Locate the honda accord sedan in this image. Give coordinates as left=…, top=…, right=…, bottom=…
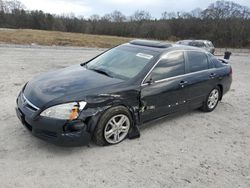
left=16, top=40, right=232, bottom=146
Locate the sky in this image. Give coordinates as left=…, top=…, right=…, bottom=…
left=20, top=0, right=250, bottom=18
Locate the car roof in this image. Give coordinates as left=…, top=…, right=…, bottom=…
left=177, top=39, right=212, bottom=43
left=169, top=44, right=208, bottom=53
left=125, top=39, right=207, bottom=54
left=177, top=40, right=193, bottom=43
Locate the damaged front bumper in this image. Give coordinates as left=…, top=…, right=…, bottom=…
left=16, top=93, right=91, bottom=147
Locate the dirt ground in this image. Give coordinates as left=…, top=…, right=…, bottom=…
left=0, top=44, right=249, bottom=188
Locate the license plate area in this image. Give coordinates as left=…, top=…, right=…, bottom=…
left=16, top=108, right=32, bottom=131
left=16, top=108, right=24, bottom=123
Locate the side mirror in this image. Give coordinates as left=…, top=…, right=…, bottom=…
left=145, top=77, right=153, bottom=85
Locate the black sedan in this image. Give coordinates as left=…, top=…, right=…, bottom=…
left=16, top=40, right=232, bottom=146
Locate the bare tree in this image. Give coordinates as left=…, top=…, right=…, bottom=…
left=101, top=13, right=112, bottom=22
left=202, top=0, right=250, bottom=19
left=89, top=14, right=100, bottom=21
left=0, top=0, right=249, bottom=47
left=110, top=10, right=126, bottom=22
left=1, top=0, right=25, bottom=13
left=190, top=8, right=202, bottom=18
left=0, top=0, right=4, bottom=11
left=161, top=11, right=177, bottom=19
left=130, top=10, right=152, bottom=21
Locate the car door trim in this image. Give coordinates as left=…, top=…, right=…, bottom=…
left=142, top=69, right=214, bottom=86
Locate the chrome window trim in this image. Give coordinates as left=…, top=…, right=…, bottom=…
left=141, top=49, right=210, bottom=86
left=141, top=68, right=216, bottom=86
left=23, top=94, right=40, bottom=110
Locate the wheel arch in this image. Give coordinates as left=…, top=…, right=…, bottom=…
left=86, top=103, right=139, bottom=135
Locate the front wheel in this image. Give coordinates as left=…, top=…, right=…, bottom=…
left=201, top=87, right=221, bottom=112
left=93, top=106, right=132, bottom=146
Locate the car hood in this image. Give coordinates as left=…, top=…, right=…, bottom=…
left=23, top=65, right=123, bottom=108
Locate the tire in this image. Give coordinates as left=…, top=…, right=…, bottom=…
left=93, top=106, right=132, bottom=146
left=201, top=86, right=221, bottom=112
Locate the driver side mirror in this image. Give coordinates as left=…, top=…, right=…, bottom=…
left=145, top=77, right=153, bottom=85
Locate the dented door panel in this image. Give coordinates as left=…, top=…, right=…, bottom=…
left=140, top=76, right=189, bottom=123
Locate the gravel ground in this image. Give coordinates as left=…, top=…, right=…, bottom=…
left=0, top=44, right=249, bottom=188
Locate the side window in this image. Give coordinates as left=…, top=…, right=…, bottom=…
left=151, top=51, right=185, bottom=81
left=187, top=51, right=209, bottom=72
left=207, top=53, right=216, bottom=68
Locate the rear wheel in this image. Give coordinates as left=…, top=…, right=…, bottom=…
left=201, top=87, right=220, bottom=112
left=93, top=106, right=132, bottom=146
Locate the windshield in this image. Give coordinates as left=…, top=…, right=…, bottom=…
left=86, top=45, right=158, bottom=80
left=207, top=41, right=214, bottom=47
left=178, top=40, right=191, bottom=45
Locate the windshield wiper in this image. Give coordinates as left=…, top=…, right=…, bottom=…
left=89, top=68, right=113, bottom=78
left=80, top=61, right=88, bottom=67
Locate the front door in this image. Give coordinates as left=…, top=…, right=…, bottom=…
left=140, top=51, right=189, bottom=123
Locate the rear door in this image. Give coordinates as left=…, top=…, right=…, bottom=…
left=140, top=51, right=189, bottom=123
left=184, top=51, right=217, bottom=108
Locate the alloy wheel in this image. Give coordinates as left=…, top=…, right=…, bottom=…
left=207, top=89, right=219, bottom=109
left=104, top=114, right=130, bottom=144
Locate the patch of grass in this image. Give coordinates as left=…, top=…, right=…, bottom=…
left=0, top=29, right=133, bottom=48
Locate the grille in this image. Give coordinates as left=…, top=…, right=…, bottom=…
left=21, top=94, right=40, bottom=111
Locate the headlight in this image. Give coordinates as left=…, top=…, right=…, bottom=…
left=40, top=101, right=87, bottom=120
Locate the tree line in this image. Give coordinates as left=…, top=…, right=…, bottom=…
left=0, top=0, right=250, bottom=47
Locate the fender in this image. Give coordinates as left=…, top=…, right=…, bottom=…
left=78, top=95, right=141, bottom=138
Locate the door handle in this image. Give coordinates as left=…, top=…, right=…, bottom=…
left=210, top=73, right=216, bottom=78
left=179, top=80, right=188, bottom=88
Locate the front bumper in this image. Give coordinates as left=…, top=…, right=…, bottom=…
left=16, top=93, right=91, bottom=146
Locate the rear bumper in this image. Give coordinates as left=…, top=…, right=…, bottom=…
left=223, top=74, right=232, bottom=95
left=16, top=94, right=91, bottom=147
